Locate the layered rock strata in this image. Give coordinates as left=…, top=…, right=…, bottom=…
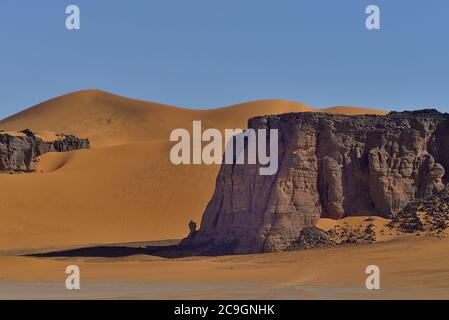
left=183, top=110, right=449, bottom=253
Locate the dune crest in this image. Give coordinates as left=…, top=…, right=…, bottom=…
left=0, top=90, right=387, bottom=148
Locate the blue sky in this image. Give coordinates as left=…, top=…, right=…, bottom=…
left=0, top=0, right=448, bottom=118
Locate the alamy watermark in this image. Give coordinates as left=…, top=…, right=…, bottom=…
left=64, top=4, right=380, bottom=31
left=365, top=265, right=381, bottom=290
left=65, top=265, right=81, bottom=290
left=170, top=121, right=279, bottom=175
left=66, top=5, right=80, bottom=30
left=366, top=5, right=381, bottom=30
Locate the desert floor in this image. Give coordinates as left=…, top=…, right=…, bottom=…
left=1, top=235, right=449, bottom=299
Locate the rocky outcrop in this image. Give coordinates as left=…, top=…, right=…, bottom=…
left=0, top=129, right=89, bottom=173
left=287, top=227, right=335, bottom=250
left=183, top=109, right=449, bottom=253
left=390, top=186, right=449, bottom=234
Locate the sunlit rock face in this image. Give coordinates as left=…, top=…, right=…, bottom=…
left=183, top=109, right=448, bottom=253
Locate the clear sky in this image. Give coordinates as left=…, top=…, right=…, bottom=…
left=1, top=0, right=448, bottom=119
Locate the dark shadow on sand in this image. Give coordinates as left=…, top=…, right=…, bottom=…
left=28, top=238, right=240, bottom=259
left=29, top=244, right=198, bottom=259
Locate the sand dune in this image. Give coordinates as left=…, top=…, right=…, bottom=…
left=0, top=90, right=387, bottom=148
left=0, top=90, right=387, bottom=252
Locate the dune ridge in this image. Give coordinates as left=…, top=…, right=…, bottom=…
left=0, top=90, right=387, bottom=148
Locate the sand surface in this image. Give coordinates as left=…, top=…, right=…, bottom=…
left=1, top=236, right=449, bottom=299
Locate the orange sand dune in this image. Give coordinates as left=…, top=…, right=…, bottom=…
left=0, top=90, right=387, bottom=252
left=0, top=90, right=387, bottom=148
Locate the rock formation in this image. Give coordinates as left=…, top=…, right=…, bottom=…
left=182, top=109, right=449, bottom=253
left=287, top=227, right=335, bottom=250
left=390, top=185, right=449, bottom=234
left=0, top=129, right=90, bottom=173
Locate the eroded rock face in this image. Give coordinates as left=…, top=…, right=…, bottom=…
left=183, top=110, right=449, bottom=253
left=0, top=129, right=90, bottom=173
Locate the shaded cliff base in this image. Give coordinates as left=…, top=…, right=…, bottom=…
left=30, top=210, right=449, bottom=259
left=171, top=186, right=446, bottom=255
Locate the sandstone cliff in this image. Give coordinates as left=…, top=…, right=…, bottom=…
left=0, top=129, right=90, bottom=173
left=183, top=110, right=449, bottom=253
